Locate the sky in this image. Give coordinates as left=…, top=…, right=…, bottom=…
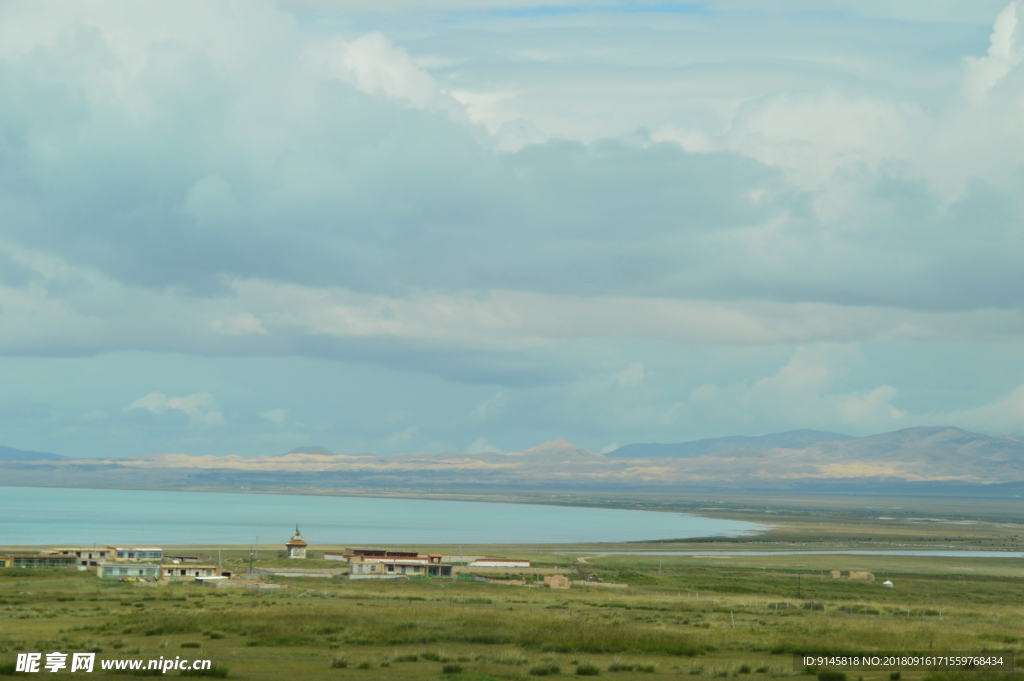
left=2, top=0, right=1024, bottom=458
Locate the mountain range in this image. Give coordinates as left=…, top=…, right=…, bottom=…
left=606, top=429, right=853, bottom=458
left=0, top=445, right=64, bottom=461
left=2, top=427, right=1022, bottom=495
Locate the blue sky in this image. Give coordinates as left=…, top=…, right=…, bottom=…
left=2, top=0, right=1024, bottom=457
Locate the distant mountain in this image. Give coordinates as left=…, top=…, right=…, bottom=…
left=1, top=427, right=1022, bottom=495
left=506, top=439, right=602, bottom=461
left=282, top=446, right=336, bottom=456
left=607, top=429, right=852, bottom=458
left=0, top=445, right=64, bottom=461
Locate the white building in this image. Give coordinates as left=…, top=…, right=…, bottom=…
left=110, top=547, right=163, bottom=561
left=52, top=547, right=114, bottom=567
left=348, top=557, right=453, bottom=579
left=97, top=563, right=160, bottom=580
left=161, top=565, right=220, bottom=580
left=468, top=557, right=532, bottom=568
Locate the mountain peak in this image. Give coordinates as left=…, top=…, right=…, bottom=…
left=0, top=445, right=64, bottom=461
left=282, top=445, right=336, bottom=456
left=513, top=439, right=597, bottom=458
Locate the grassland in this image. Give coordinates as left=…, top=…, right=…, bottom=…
left=1, top=548, right=1022, bottom=681
left=2, top=498, right=1022, bottom=680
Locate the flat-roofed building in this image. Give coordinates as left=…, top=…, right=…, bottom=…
left=97, top=563, right=160, bottom=580
left=348, top=556, right=453, bottom=579
left=52, top=547, right=114, bottom=567
left=110, top=546, right=163, bottom=561
left=468, top=557, right=532, bottom=568
left=0, top=553, right=78, bottom=569
left=160, top=565, right=220, bottom=580
left=325, top=548, right=429, bottom=563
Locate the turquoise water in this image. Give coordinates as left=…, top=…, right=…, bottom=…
left=575, top=550, right=1024, bottom=557
left=0, top=486, right=765, bottom=545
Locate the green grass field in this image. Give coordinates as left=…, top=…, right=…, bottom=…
left=1, top=548, right=1021, bottom=681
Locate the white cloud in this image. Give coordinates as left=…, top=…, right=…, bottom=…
left=209, top=313, right=267, bottom=336
left=383, top=426, right=419, bottom=447
left=964, top=1, right=1024, bottom=102
left=465, top=438, right=502, bottom=454
left=939, top=383, right=1024, bottom=433
left=126, top=392, right=225, bottom=428
left=305, top=32, right=461, bottom=114
left=260, top=408, right=288, bottom=425
left=679, top=345, right=910, bottom=433
left=475, top=392, right=506, bottom=420
left=614, top=362, right=645, bottom=387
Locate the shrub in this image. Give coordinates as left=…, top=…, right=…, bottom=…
left=181, top=667, right=229, bottom=678
left=394, top=655, right=419, bottom=662
left=817, top=673, right=846, bottom=681
left=443, top=664, right=464, bottom=674
left=577, top=664, right=601, bottom=676
left=530, top=664, right=562, bottom=676
left=330, top=658, right=348, bottom=669
left=181, top=642, right=201, bottom=648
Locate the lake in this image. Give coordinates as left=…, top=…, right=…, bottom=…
left=0, top=486, right=765, bottom=545
left=574, top=550, right=1024, bottom=557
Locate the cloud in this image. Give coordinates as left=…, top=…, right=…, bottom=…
left=126, top=392, right=224, bottom=428
left=677, top=346, right=910, bottom=433
left=209, top=312, right=267, bottom=336
left=3, top=0, right=1024, bottom=455
left=614, top=363, right=645, bottom=387
left=383, top=426, right=419, bottom=447
left=260, top=408, right=288, bottom=425
left=939, top=383, right=1024, bottom=433
left=964, top=1, right=1024, bottom=102
left=475, top=392, right=507, bottom=420
left=465, top=438, right=502, bottom=454
left=305, top=32, right=462, bottom=114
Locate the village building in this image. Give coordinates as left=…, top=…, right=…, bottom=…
left=97, top=563, right=160, bottom=580
left=160, top=565, right=220, bottom=580
left=285, top=525, right=308, bottom=559
left=0, top=553, right=77, bottom=569
left=544, top=574, right=572, bottom=590
left=348, top=555, right=453, bottom=579
left=324, top=548, right=422, bottom=563
left=52, top=547, right=114, bottom=567
left=468, top=557, right=532, bottom=568
left=109, top=546, right=163, bottom=561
